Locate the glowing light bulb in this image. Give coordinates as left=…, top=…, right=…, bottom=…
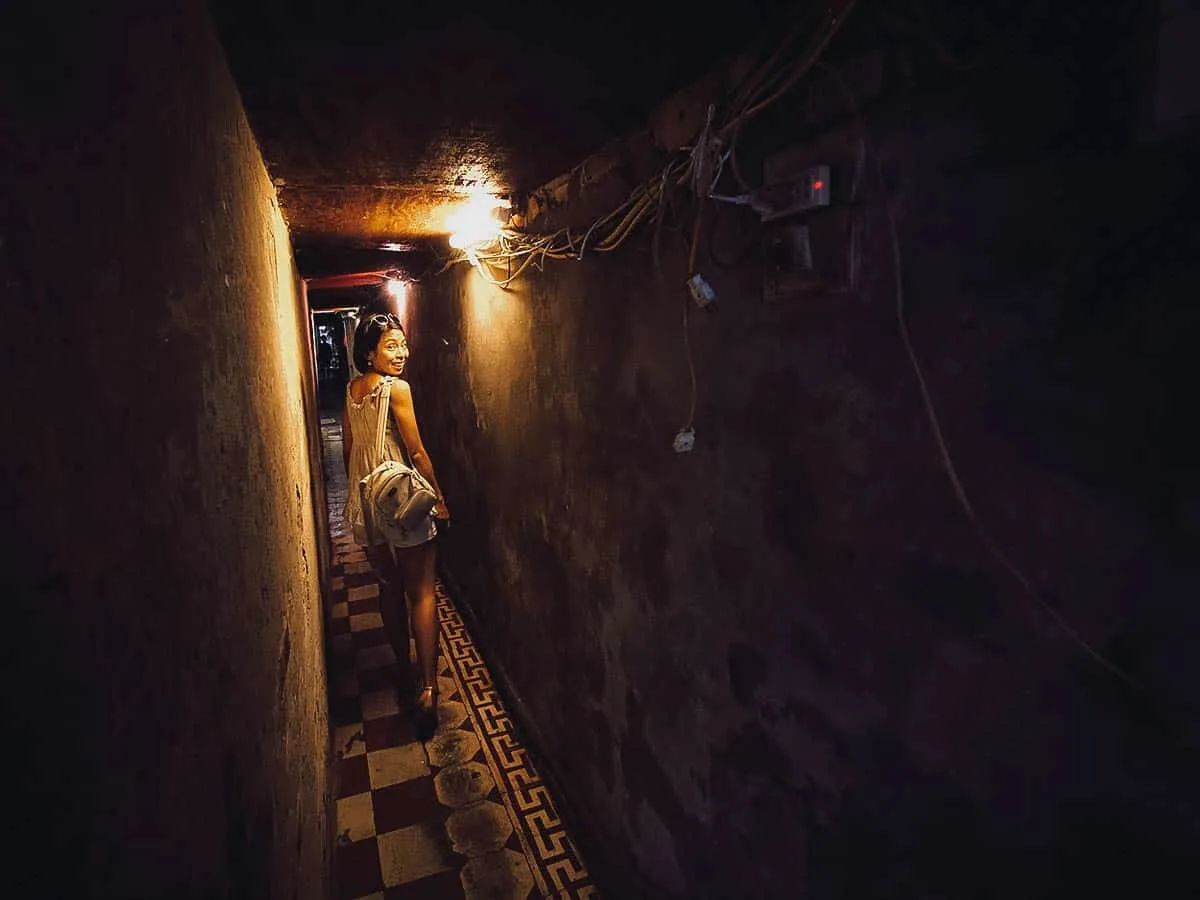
left=447, top=193, right=508, bottom=251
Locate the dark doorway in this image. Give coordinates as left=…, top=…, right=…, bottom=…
left=313, top=311, right=350, bottom=414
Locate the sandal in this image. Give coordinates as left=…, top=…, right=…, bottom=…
left=414, top=684, right=439, bottom=740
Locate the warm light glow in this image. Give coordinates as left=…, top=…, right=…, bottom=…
left=385, top=278, right=407, bottom=318
left=266, top=194, right=305, bottom=461
left=460, top=271, right=533, bottom=471
left=446, top=192, right=508, bottom=251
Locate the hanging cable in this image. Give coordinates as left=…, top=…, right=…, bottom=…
left=681, top=199, right=706, bottom=432
left=444, top=0, right=858, bottom=280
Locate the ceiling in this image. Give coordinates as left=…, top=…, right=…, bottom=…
left=209, top=0, right=796, bottom=274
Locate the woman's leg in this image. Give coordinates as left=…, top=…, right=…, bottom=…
left=394, top=540, right=438, bottom=690
left=368, top=543, right=413, bottom=688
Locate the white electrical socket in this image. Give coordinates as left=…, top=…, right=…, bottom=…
left=686, top=274, right=716, bottom=308
left=672, top=428, right=695, bottom=454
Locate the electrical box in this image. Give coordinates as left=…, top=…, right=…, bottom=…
left=757, top=164, right=831, bottom=222
left=762, top=209, right=857, bottom=302
left=763, top=223, right=815, bottom=302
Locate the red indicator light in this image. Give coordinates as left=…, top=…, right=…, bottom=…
left=813, top=179, right=825, bottom=191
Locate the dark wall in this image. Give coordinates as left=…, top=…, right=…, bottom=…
left=408, top=3, right=1200, bottom=899
left=0, top=3, right=331, bottom=897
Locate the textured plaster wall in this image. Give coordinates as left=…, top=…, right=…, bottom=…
left=406, top=6, right=1200, bottom=898
left=0, top=3, right=331, bottom=897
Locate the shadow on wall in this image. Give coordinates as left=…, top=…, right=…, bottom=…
left=406, top=2, right=1200, bottom=898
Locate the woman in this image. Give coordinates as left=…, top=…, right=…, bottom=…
left=342, top=310, right=450, bottom=737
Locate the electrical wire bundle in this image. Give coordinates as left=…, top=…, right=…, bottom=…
left=445, top=0, right=860, bottom=287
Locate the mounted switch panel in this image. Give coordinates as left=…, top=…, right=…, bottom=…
left=758, top=164, right=831, bottom=222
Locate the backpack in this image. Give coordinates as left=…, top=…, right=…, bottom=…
left=358, top=378, right=437, bottom=545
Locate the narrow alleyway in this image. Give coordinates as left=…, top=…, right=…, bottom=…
left=319, top=415, right=599, bottom=899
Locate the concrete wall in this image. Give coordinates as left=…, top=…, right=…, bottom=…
left=406, top=4, right=1200, bottom=897
left=0, top=3, right=331, bottom=897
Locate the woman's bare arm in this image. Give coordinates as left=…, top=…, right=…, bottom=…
left=389, top=379, right=449, bottom=518
left=342, top=401, right=353, bottom=475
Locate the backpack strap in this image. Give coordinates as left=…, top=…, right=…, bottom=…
left=361, top=376, right=394, bottom=551
left=373, top=377, right=393, bottom=466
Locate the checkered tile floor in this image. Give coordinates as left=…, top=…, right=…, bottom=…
left=321, top=416, right=599, bottom=899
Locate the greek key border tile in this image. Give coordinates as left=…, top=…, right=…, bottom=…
left=436, top=586, right=599, bottom=897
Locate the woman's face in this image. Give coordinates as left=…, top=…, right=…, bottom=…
left=368, top=328, right=409, bottom=376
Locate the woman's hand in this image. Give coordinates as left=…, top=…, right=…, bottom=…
left=433, top=498, right=451, bottom=523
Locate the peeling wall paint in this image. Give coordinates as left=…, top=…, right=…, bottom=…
left=1, top=3, right=331, bottom=896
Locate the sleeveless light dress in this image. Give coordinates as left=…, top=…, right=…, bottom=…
left=344, top=376, right=438, bottom=549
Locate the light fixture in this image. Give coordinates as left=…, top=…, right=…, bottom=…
left=447, top=192, right=509, bottom=251
left=385, top=279, right=407, bottom=301
left=383, top=272, right=408, bottom=317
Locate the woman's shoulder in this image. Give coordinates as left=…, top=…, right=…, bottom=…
left=381, top=378, right=414, bottom=412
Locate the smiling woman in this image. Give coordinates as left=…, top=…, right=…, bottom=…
left=342, top=310, right=451, bottom=739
